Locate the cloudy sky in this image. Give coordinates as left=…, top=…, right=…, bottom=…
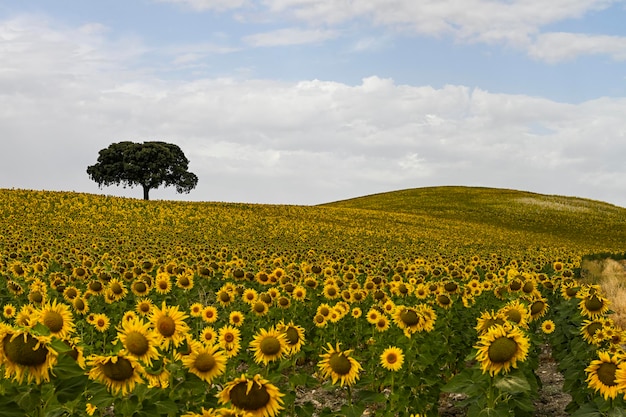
left=2, top=1, right=626, bottom=207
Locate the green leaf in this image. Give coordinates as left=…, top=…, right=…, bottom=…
left=294, top=402, right=316, bottom=417
left=155, top=399, right=180, bottom=416
left=570, top=402, right=602, bottom=417
left=494, top=374, right=531, bottom=394
left=338, top=403, right=367, bottom=417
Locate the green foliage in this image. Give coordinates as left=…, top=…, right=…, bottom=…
left=86, top=141, right=198, bottom=200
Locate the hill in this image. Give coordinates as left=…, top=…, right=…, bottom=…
left=1, top=187, right=624, bottom=261
left=321, top=186, right=626, bottom=252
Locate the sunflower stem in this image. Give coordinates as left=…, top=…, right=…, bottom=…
left=346, top=385, right=352, bottom=406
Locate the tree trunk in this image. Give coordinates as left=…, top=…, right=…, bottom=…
left=142, top=185, right=150, bottom=200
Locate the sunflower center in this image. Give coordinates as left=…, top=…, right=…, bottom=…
left=437, top=295, right=451, bottom=305
left=253, top=302, right=266, bottom=313
left=74, top=298, right=86, bottom=311
left=260, top=336, right=281, bottom=355
left=30, top=291, right=44, bottom=303
left=125, top=331, right=149, bottom=356
left=102, top=357, right=134, bottom=381
left=157, top=316, right=176, bottom=337
left=509, top=280, right=522, bottom=291
left=134, top=282, right=147, bottom=293
left=586, top=322, right=603, bottom=337
left=386, top=353, right=398, bottom=364
left=284, top=328, right=299, bottom=345
left=3, top=333, right=49, bottom=366
left=487, top=337, right=518, bottom=363
left=179, top=277, right=190, bottom=287
left=522, top=282, right=534, bottom=293
left=400, top=310, right=419, bottom=326
left=597, top=362, right=617, bottom=387
left=565, top=287, right=578, bottom=297
left=230, top=381, right=271, bottom=411
left=530, top=301, right=545, bottom=316
left=111, top=283, right=123, bottom=295
left=585, top=296, right=604, bottom=312
left=506, top=309, right=522, bottom=324
left=219, top=292, right=231, bottom=303
left=224, top=333, right=235, bottom=343
left=329, top=353, right=352, bottom=375
left=194, top=352, right=216, bottom=372
left=444, top=282, right=458, bottom=292
left=42, top=311, right=64, bottom=333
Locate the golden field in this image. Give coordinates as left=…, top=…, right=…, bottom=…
left=0, top=187, right=625, bottom=417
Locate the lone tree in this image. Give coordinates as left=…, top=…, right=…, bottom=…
left=87, top=141, right=198, bottom=200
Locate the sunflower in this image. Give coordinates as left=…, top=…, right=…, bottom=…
left=351, top=307, right=362, bottom=319
left=581, top=319, right=609, bottom=344
left=176, top=273, right=194, bottom=291
left=218, top=373, right=284, bottom=417
left=541, top=320, right=556, bottom=334
left=498, top=300, right=529, bottom=329
left=392, top=306, right=426, bottom=335
left=3, top=304, right=16, bottom=319
left=218, top=325, right=242, bottom=358
left=291, top=286, right=307, bottom=301
left=136, top=298, right=154, bottom=316
left=475, top=324, right=530, bottom=376
left=189, top=303, right=204, bottom=318
left=62, top=285, right=81, bottom=303
left=87, top=353, right=144, bottom=396
left=91, top=313, right=110, bottom=333
left=200, top=326, right=218, bottom=346
left=276, top=321, right=305, bottom=355
left=201, top=306, right=219, bottom=324
left=579, top=293, right=611, bottom=318
left=585, top=351, right=622, bottom=400
left=182, top=339, right=227, bottom=383
left=323, top=284, right=341, bottom=300
left=154, top=273, right=173, bottom=295
left=216, top=288, right=235, bottom=306
left=229, top=311, right=245, bottom=327
left=0, top=326, right=58, bottom=384
left=72, top=297, right=90, bottom=315
left=150, top=302, right=191, bottom=349
left=106, top=278, right=128, bottom=302
left=242, top=288, right=259, bottom=305
left=528, top=297, right=549, bottom=321
left=313, top=313, right=328, bottom=328
left=374, top=315, right=390, bottom=332
left=130, top=279, right=151, bottom=297
left=249, top=327, right=288, bottom=365
left=560, top=282, right=579, bottom=300
left=317, top=342, right=362, bottom=387
left=116, top=317, right=161, bottom=366
left=366, top=307, right=381, bottom=325
left=380, top=346, right=404, bottom=372
left=36, top=300, right=76, bottom=340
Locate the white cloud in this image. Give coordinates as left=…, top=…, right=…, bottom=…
left=529, top=32, right=626, bottom=63
left=2, top=15, right=626, bottom=206
left=153, top=0, right=249, bottom=11
left=243, top=27, right=339, bottom=46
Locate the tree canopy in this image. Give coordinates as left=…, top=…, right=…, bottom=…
left=87, top=141, right=198, bottom=200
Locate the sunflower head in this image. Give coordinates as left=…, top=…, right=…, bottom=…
left=219, top=374, right=284, bottom=417
left=318, top=342, right=362, bottom=387
left=475, top=325, right=530, bottom=376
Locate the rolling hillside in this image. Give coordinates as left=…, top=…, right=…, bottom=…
left=321, top=186, right=626, bottom=251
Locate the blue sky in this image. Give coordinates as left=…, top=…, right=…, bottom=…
left=2, top=0, right=626, bottom=206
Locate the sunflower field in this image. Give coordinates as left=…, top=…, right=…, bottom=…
left=1, top=188, right=626, bottom=417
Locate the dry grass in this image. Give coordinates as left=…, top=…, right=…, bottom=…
left=583, top=259, right=626, bottom=328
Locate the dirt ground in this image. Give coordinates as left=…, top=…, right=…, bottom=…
left=294, top=342, right=571, bottom=416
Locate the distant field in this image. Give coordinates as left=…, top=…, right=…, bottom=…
left=1, top=187, right=625, bottom=416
